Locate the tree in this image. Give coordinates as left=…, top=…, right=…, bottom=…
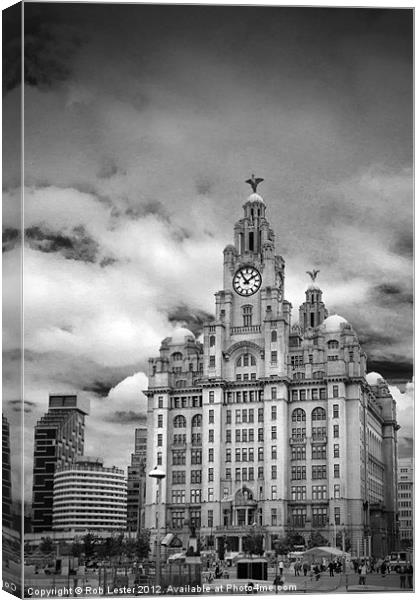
left=123, top=539, right=137, bottom=561
left=242, top=534, right=264, bottom=556
left=71, top=539, right=84, bottom=558
left=39, top=537, right=54, bottom=555
left=307, top=531, right=329, bottom=549
left=83, top=533, right=97, bottom=559
left=135, top=530, right=151, bottom=560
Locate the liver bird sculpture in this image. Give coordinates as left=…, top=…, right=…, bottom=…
left=306, top=269, right=320, bottom=282
left=245, top=174, right=264, bottom=193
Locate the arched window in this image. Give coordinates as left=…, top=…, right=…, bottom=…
left=312, top=407, right=326, bottom=421
left=327, top=340, right=339, bottom=349
left=192, top=414, right=202, bottom=428
left=292, top=408, right=306, bottom=422
left=293, top=372, right=305, bottom=380
left=172, top=352, right=183, bottom=361
left=271, top=330, right=277, bottom=343
left=174, top=415, right=186, bottom=428
left=209, top=335, right=216, bottom=347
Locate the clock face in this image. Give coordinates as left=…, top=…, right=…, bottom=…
left=233, top=266, right=262, bottom=296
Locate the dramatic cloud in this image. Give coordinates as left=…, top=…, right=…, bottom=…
left=2, top=5, right=412, bottom=499
left=389, top=381, right=414, bottom=458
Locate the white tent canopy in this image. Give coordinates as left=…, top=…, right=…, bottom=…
left=302, top=546, right=351, bottom=559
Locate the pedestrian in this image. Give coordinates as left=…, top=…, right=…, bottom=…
left=303, top=562, right=309, bottom=576
left=279, top=560, right=284, bottom=576
left=353, top=559, right=359, bottom=574
left=359, top=562, right=367, bottom=585
left=399, top=565, right=407, bottom=589
left=328, top=561, right=335, bottom=577
left=406, top=562, right=413, bottom=588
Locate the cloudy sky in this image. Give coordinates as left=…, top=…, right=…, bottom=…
left=2, top=3, right=413, bottom=500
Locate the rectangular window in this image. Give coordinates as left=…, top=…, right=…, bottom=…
left=249, top=467, right=254, bottom=481
left=333, top=404, right=339, bottom=418
left=291, top=486, right=307, bottom=501
left=334, top=484, right=340, bottom=499
left=271, top=485, right=277, bottom=500
left=226, top=430, right=231, bottom=443
left=312, top=507, right=327, bottom=527
left=225, top=468, right=231, bottom=480
left=258, top=447, right=264, bottom=461
left=235, top=448, right=241, bottom=462
left=299, top=390, right=306, bottom=401
left=235, top=430, right=241, bottom=442
left=248, top=448, right=254, bottom=462
left=226, top=410, right=232, bottom=424
left=258, top=466, right=264, bottom=479
left=157, top=452, right=162, bottom=465
left=271, top=351, right=277, bottom=363
left=209, top=410, right=214, bottom=424
left=258, top=428, right=264, bottom=442
left=271, top=387, right=277, bottom=399
left=157, top=414, right=163, bottom=428
left=158, top=396, right=163, bottom=408
left=242, top=448, right=247, bottom=462
left=311, top=465, right=327, bottom=479
left=334, top=444, right=340, bottom=458
left=319, top=388, right=327, bottom=400
left=311, top=389, right=319, bottom=400
left=208, top=510, right=214, bottom=528
left=271, top=426, right=277, bottom=440
left=249, top=429, right=254, bottom=442
left=242, top=409, right=248, bottom=423
left=248, top=409, right=254, bottom=423
left=311, top=485, right=327, bottom=500
left=291, top=508, right=306, bottom=527
left=172, top=471, right=186, bottom=484
left=271, top=465, right=277, bottom=479
left=291, top=466, right=307, bottom=480
left=292, top=390, right=299, bottom=401
left=235, top=468, right=241, bottom=481
left=191, top=450, right=201, bottom=465
left=208, top=468, right=214, bottom=482
left=242, top=429, right=248, bottom=442
left=334, top=507, right=341, bottom=525
left=157, top=434, right=163, bottom=446
left=258, top=408, right=264, bottom=422
left=291, top=445, right=306, bottom=461
left=226, top=449, right=231, bottom=462
left=312, top=445, right=326, bottom=460
left=271, top=406, right=277, bottom=420
left=271, top=508, right=277, bottom=526
left=209, top=356, right=215, bottom=368
left=271, top=446, right=277, bottom=460
left=209, top=391, right=215, bottom=404
left=191, top=470, right=202, bottom=484
left=242, top=467, right=248, bottom=481
left=191, top=489, right=202, bottom=503
left=334, top=464, right=340, bottom=478
left=208, top=488, right=214, bottom=502
left=209, top=429, right=214, bottom=443
left=235, top=410, right=241, bottom=424
left=333, top=424, right=339, bottom=438
left=333, top=385, right=339, bottom=397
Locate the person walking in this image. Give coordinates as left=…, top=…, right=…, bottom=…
left=359, top=562, right=367, bottom=585
left=303, top=562, right=309, bottom=577
left=399, top=564, right=407, bottom=589
left=278, top=560, right=284, bottom=577
left=406, top=562, right=413, bottom=588
left=328, top=561, right=335, bottom=577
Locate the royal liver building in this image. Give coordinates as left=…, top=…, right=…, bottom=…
left=145, top=179, right=399, bottom=558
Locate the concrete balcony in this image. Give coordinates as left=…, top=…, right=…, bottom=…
left=311, top=435, right=327, bottom=444
left=230, top=325, right=261, bottom=335
left=289, top=436, right=307, bottom=444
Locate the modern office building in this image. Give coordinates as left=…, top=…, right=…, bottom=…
left=52, top=456, right=127, bottom=532
left=2, top=414, right=13, bottom=529
left=31, top=395, right=89, bottom=532
left=144, top=181, right=399, bottom=557
left=127, top=427, right=148, bottom=533
left=397, top=457, right=413, bottom=546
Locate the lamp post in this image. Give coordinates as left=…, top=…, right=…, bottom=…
left=149, top=466, right=166, bottom=587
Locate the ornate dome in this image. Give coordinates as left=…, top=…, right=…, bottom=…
left=322, top=314, right=349, bottom=332
left=246, top=192, right=265, bottom=204
left=366, top=372, right=384, bottom=386
left=170, top=327, right=195, bottom=344
left=307, top=283, right=321, bottom=291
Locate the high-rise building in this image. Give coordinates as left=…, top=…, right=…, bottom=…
left=144, top=181, right=399, bottom=557
left=52, top=456, right=127, bottom=532
left=31, top=395, right=89, bottom=533
left=397, top=457, right=413, bottom=546
left=127, top=427, right=147, bottom=533
left=2, top=414, right=13, bottom=529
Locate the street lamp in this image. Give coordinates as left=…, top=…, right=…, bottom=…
left=149, top=466, right=166, bottom=587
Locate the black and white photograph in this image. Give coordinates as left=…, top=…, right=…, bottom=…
left=2, top=2, right=414, bottom=597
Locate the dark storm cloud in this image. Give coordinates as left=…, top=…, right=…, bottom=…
left=104, top=410, right=146, bottom=424
left=7, top=3, right=86, bottom=93
left=25, top=224, right=99, bottom=263
left=99, top=257, right=118, bottom=268
left=367, top=360, right=413, bottom=382
left=124, top=201, right=169, bottom=222
left=82, top=381, right=115, bottom=398
left=167, top=305, right=214, bottom=337
left=8, top=399, right=35, bottom=413
left=371, top=283, right=413, bottom=307
left=2, top=227, right=20, bottom=252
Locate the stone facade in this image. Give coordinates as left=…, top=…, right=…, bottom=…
left=145, top=186, right=399, bottom=557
